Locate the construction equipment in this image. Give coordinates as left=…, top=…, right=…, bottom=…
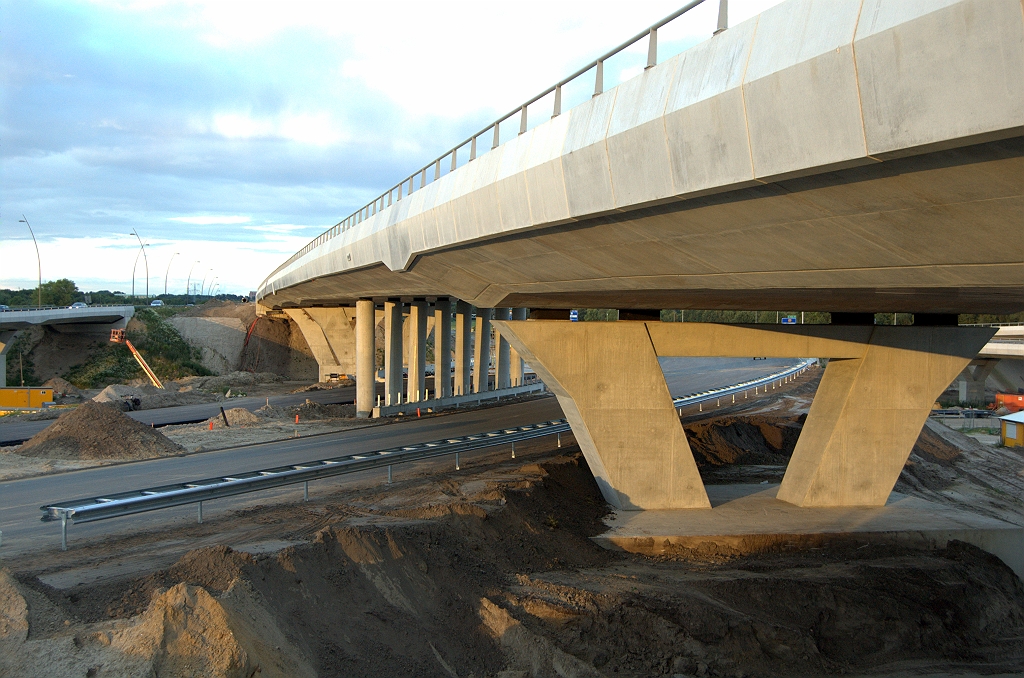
left=109, top=329, right=163, bottom=389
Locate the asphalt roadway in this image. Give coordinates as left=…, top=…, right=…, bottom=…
left=0, top=357, right=801, bottom=558
left=0, top=387, right=356, bottom=446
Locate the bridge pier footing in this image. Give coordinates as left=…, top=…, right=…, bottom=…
left=493, top=320, right=995, bottom=510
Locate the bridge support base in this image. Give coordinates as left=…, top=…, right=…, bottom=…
left=494, top=320, right=994, bottom=510
left=283, top=308, right=357, bottom=383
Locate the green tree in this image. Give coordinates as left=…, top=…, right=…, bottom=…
left=39, top=279, right=80, bottom=306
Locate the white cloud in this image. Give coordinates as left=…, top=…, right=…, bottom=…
left=0, top=234, right=309, bottom=295
left=169, top=215, right=251, bottom=224
left=212, top=113, right=274, bottom=139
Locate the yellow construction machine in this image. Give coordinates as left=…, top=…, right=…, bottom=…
left=109, top=329, right=163, bottom=389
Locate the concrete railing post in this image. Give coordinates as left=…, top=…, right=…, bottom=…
left=455, top=301, right=472, bottom=395
left=355, top=299, right=375, bottom=418
left=434, top=299, right=453, bottom=398
left=473, top=308, right=493, bottom=394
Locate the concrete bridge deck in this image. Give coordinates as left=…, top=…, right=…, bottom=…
left=258, top=0, right=1024, bottom=315
left=252, top=0, right=1023, bottom=515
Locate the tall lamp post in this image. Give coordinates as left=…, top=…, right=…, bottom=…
left=164, top=252, right=179, bottom=296
left=185, top=260, right=199, bottom=302
left=130, top=243, right=149, bottom=300
left=129, top=230, right=149, bottom=299
left=200, top=269, right=212, bottom=297
left=18, top=216, right=42, bottom=307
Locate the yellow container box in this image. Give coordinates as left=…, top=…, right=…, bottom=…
left=0, top=387, right=54, bottom=409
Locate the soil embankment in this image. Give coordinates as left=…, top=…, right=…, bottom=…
left=16, top=400, right=183, bottom=461
left=4, top=451, right=1024, bottom=677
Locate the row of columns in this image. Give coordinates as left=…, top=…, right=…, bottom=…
left=355, top=299, right=527, bottom=418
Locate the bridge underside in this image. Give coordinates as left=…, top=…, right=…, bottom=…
left=261, top=136, right=1024, bottom=315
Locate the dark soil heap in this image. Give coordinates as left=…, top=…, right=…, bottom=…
left=18, top=454, right=1024, bottom=677
left=17, top=400, right=184, bottom=460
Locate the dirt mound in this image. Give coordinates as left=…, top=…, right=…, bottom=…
left=179, top=371, right=282, bottom=392
left=178, top=300, right=259, bottom=324
left=685, top=414, right=804, bottom=466
left=27, top=453, right=1024, bottom=676
left=41, top=377, right=83, bottom=398
left=207, top=408, right=261, bottom=428
left=291, top=379, right=354, bottom=392
left=287, top=399, right=355, bottom=420
left=93, top=382, right=220, bottom=411
left=17, top=400, right=184, bottom=460
left=0, top=570, right=314, bottom=678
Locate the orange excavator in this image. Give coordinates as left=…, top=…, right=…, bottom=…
left=109, top=329, right=163, bottom=389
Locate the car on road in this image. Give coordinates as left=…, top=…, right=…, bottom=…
left=70, top=302, right=88, bottom=309
left=0, top=305, right=9, bottom=312
left=150, top=300, right=164, bottom=307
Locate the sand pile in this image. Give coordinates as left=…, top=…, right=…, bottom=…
left=286, top=399, right=355, bottom=420
left=685, top=414, right=804, bottom=466
left=179, top=371, right=282, bottom=392
left=15, top=453, right=1024, bottom=676
left=0, top=566, right=314, bottom=678
left=93, top=382, right=220, bottom=411
left=17, top=401, right=184, bottom=460
left=207, top=408, right=261, bottom=428
left=41, top=377, right=83, bottom=399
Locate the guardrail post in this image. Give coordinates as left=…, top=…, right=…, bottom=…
left=451, top=148, right=458, bottom=172
left=553, top=85, right=562, bottom=118
left=492, top=123, right=500, bottom=150
left=455, top=452, right=460, bottom=470
left=646, top=27, right=657, bottom=69
left=519, top=105, right=528, bottom=135
left=511, top=441, right=515, bottom=459
left=434, top=159, right=441, bottom=181
left=388, top=465, right=393, bottom=484
left=60, top=512, right=67, bottom=551
left=197, top=501, right=203, bottom=523
left=470, top=136, right=477, bottom=161
left=594, top=60, right=604, bottom=97
left=557, top=432, right=561, bottom=448
left=303, top=481, right=309, bottom=502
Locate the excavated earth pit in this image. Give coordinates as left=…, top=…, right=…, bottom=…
left=4, top=425, right=1024, bottom=677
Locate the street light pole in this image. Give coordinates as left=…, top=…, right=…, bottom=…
left=18, top=216, right=42, bottom=307
left=130, top=230, right=149, bottom=299
left=164, top=252, right=179, bottom=296
left=185, top=260, right=199, bottom=301
left=200, top=269, right=212, bottom=296
left=131, top=243, right=149, bottom=300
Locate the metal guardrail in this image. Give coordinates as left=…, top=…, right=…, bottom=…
left=41, top=419, right=572, bottom=549
left=671, top=359, right=816, bottom=411
left=0, top=304, right=133, bottom=312
left=259, top=0, right=727, bottom=294
left=38, top=356, right=815, bottom=549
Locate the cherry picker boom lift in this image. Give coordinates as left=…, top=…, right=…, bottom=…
left=109, top=328, right=163, bottom=389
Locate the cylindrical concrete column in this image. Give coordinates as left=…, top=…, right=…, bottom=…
left=473, top=307, right=493, bottom=394
left=433, top=299, right=452, bottom=398
left=510, top=308, right=528, bottom=385
left=383, top=300, right=404, bottom=406
left=454, top=301, right=472, bottom=395
left=494, top=307, right=511, bottom=390
left=355, top=299, right=375, bottom=417
left=408, top=301, right=428, bottom=402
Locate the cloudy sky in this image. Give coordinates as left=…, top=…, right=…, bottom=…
left=1, top=0, right=782, bottom=296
